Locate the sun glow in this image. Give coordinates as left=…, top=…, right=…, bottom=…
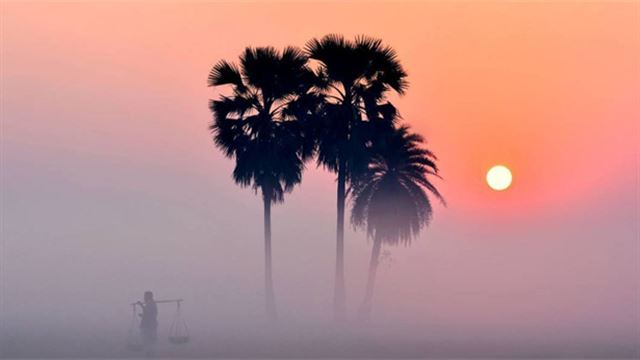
left=486, top=165, right=512, bottom=191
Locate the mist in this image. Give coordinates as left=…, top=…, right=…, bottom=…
left=1, top=1, right=639, bottom=358
left=2, top=153, right=637, bottom=357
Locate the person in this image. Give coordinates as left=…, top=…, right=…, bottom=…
left=137, top=291, right=158, bottom=356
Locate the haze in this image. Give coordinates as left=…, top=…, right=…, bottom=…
left=1, top=1, right=638, bottom=358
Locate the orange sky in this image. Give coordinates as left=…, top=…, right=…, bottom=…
left=4, top=1, right=638, bottom=217
left=2, top=1, right=639, bottom=351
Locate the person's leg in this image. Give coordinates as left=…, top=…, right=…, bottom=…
left=141, top=327, right=156, bottom=358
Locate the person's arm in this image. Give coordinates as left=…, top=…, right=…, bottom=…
left=136, top=301, right=145, bottom=317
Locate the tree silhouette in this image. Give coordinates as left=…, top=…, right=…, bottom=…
left=351, top=125, right=444, bottom=322
left=208, top=46, right=320, bottom=321
left=305, top=34, right=407, bottom=320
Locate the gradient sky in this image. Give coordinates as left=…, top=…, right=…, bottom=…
left=1, top=1, right=639, bottom=355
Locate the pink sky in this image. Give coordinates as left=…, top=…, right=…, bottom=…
left=2, top=1, right=638, bottom=355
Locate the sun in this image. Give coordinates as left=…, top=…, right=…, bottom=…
left=486, top=165, right=512, bottom=191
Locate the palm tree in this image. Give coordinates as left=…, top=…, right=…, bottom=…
left=208, top=46, right=320, bottom=321
left=351, top=125, right=444, bottom=322
left=305, top=35, right=408, bottom=320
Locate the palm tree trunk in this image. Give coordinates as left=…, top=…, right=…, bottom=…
left=262, top=191, right=277, bottom=321
left=333, top=159, right=347, bottom=321
left=357, top=235, right=382, bottom=322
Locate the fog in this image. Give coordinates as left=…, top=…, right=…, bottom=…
left=1, top=160, right=637, bottom=357
left=1, top=1, right=639, bottom=358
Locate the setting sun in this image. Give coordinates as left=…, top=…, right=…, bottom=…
left=486, top=165, right=512, bottom=191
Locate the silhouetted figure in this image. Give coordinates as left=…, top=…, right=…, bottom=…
left=137, top=291, right=158, bottom=356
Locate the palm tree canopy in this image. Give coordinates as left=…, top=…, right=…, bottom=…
left=208, top=46, right=322, bottom=203
left=351, top=125, right=445, bottom=245
left=306, top=34, right=407, bottom=96
left=305, top=35, right=408, bottom=181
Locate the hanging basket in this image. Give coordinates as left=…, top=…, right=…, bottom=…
left=168, top=301, right=190, bottom=345
left=169, top=335, right=190, bottom=344
left=126, top=339, right=144, bottom=352
left=126, top=304, right=144, bottom=352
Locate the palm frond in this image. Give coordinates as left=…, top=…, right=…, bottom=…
left=350, top=124, right=444, bottom=246
left=208, top=45, right=319, bottom=204
left=208, top=60, right=246, bottom=92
